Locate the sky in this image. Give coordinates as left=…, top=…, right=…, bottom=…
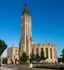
left=0, top=0, right=64, bottom=57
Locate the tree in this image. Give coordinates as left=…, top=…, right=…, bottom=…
left=40, top=49, right=46, bottom=60
left=20, top=52, right=29, bottom=63
left=2, top=58, right=7, bottom=64
left=30, top=53, right=35, bottom=63
left=0, top=39, right=7, bottom=66
left=36, top=53, right=40, bottom=63
left=61, top=49, right=64, bottom=62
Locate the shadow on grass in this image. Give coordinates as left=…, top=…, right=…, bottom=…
left=33, top=66, right=64, bottom=70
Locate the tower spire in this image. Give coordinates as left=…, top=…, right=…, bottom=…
left=25, top=2, right=27, bottom=7
left=22, top=3, right=30, bottom=15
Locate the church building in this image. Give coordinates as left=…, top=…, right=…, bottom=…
left=19, top=4, right=58, bottom=63
left=7, top=4, right=58, bottom=64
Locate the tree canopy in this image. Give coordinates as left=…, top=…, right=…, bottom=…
left=20, top=52, right=29, bottom=63
left=61, top=49, right=64, bottom=62
left=35, top=53, right=40, bottom=62
left=30, top=53, right=35, bottom=60
left=0, top=39, right=7, bottom=56
left=40, top=49, right=46, bottom=60
left=29, top=53, right=35, bottom=63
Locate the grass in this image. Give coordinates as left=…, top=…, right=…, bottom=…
left=33, top=64, right=64, bottom=70
left=34, top=66, right=63, bottom=69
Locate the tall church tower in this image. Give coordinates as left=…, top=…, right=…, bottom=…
left=19, top=4, right=32, bottom=57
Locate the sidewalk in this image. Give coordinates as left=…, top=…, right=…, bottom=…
left=0, top=66, right=13, bottom=70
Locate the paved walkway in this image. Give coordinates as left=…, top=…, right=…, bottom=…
left=0, top=66, right=12, bottom=70
left=0, top=65, right=56, bottom=70
left=0, top=67, right=54, bottom=70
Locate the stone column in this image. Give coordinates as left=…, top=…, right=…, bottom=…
left=52, top=48, right=55, bottom=63
left=43, top=45, right=46, bottom=58
left=52, top=48, right=54, bottom=59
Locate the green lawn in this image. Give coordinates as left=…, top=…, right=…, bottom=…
left=33, top=63, right=64, bottom=69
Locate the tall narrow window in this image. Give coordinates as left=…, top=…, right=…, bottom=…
left=41, top=48, right=43, bottom=52
left=50, top=48, right=52, bottom=59
left=32, top=48, right=34, bottom=53
left=46, top=48, right=48, bottom=58
left=36, top=48, right=38, bottom=54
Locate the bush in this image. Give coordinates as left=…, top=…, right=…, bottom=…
left=20, top=52, right=29, bottom=63
left=34, top=66, right=64, bottom=69
left=2, top=58, right=7, bottom=64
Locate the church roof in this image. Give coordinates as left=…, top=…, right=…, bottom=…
left=22, top=4, right=30, bottom=15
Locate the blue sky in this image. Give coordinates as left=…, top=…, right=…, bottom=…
left=0, top=0, right=64, bottom=57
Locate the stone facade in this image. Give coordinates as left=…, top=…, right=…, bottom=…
left=19, top=4, right=58, bottom=63
left=19, top=4, right=32, bottom=57
left=32, top=43, right=58, bottom=63
left=7, top=4, right=58, bottom=64
left=7, top=44, right=19, bottom=64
